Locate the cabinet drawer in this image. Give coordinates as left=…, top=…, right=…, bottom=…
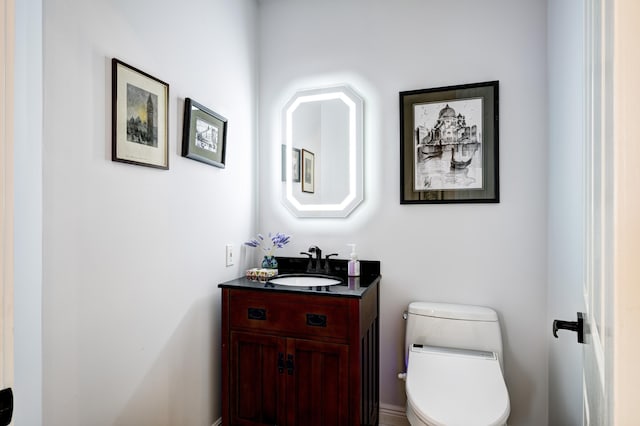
left=228, top=290, right=351, bottom=341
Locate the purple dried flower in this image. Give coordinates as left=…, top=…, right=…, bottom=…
left=244, top=232, right=291, bottom=256
left=244, top=239, right=260, bottom=248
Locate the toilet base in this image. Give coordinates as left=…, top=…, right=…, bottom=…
left=407, top=402, right=507, bottom=426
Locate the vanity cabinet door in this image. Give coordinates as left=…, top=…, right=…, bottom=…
left=230, top=331, right=286, bottom=425
left=286, top=339, right=349, bottom=426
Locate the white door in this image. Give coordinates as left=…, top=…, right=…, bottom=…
left=550, top=0, right=612, bottom=422
left=581, top=1, right=612, bottom=423
left=0, top=0, right=14, bottom=423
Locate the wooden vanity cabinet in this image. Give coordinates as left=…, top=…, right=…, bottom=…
left=220, top=282, right=379, bottom=426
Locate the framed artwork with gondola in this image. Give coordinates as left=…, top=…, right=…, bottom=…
left=182, top=98, right=228, bottom=168
left=399, top=81, right=499, bottom=204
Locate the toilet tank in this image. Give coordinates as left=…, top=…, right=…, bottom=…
left=405, top=301, right=504, bottom=367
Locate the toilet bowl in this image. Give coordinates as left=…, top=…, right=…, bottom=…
left=405, top=345, right=509, bottom=426
left=402, top=302, right=511, bottom=426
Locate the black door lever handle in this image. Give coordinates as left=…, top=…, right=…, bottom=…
left=553, top=312, right=585, bottom=344
left=0, top=388, right=13, bottom=426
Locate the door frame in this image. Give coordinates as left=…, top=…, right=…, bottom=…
left=0, top=0, right=15, bottom=392
left=611, top=0, right=640, bottom=423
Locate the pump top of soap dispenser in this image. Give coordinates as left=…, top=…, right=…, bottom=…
left=348, top=244, right=358, bottom=260
left=347, top=244, right=360, bottom=277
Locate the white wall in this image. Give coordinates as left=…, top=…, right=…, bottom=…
left=258, top=1, right=549, bottom=424
left=546, top=0, right=584, bottom=424
left=42, top=0, right=257, bottom=424
left=14, top=0, right=43, bottom=423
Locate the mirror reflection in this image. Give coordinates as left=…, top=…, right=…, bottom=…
left=281, top=85, right=363, bottom=218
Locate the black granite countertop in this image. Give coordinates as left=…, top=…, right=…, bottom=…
left=218, top=257, right=381, bottom=298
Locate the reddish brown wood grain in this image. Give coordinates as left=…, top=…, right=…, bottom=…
left=221, top=282, right=379, bottom=425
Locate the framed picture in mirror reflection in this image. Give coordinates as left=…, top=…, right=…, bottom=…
left=302, top=149, right=315, bottom=193
left=281, top=145, right=301, bottom=182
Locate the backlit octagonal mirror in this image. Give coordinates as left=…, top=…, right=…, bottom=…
left=281, top=85, right=364, bottom=218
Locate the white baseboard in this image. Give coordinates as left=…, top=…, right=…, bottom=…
left=212, top=418, right=222, bottom=426
left=379, top=403, right=410, bottom=426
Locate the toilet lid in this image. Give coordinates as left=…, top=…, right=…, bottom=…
left=406, top=345, right=510, bottom=426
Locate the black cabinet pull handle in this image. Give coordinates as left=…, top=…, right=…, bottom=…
left=278, top=353, right=284, bottom=374
left=306, top=313, right=327, bottom=327
left=553, top=312, right=585, bottom=344
left=248, top=307, right=266, bottom=320
left=286, top=354, right=294, bottom=375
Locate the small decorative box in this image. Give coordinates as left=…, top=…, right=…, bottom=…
left=245, top=268, right=278, bottom=282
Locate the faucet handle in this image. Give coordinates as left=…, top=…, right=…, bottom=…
left=300, top=252, right=313, bottom=272
left=324, top=253, right=339, bottom=274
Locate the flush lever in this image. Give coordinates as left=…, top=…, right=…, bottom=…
left=552, top=312, right=585, bottom=344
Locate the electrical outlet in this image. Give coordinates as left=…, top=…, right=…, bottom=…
left=225, top=244, right=234, bottom=267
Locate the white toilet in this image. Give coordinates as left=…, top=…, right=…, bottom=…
left=401, top=301, right=510, bottom=426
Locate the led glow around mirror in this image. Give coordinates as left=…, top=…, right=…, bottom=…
left=282, top=85, right=363, bottom=218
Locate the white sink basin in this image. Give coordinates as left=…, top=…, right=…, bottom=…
left=269, top=275, right=342, bottom=287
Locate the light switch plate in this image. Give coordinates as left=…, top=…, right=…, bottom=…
left=225, top=244, right=234, bottom=267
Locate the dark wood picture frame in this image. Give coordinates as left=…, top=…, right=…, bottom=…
left=400, top=81, right=499, bottom=203
left=301, top=149, right=315, bottom=193
left=182, top=98, right=228, bottom=169
left=112, top=58, right=169, bottom=169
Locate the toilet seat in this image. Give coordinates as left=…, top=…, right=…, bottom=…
left=406, top=345, right=510, bottom=426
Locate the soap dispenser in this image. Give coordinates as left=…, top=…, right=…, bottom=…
left=347, top=244, right=360, bottom=277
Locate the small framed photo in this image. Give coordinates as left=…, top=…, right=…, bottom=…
left=400, top=81, right=499, bottom=203
left=182, top=98, right=228, bottom=168
left=281, top=145, right=301, bottom=182
left=301, top=149, right=315, bottom=193
left=112, top=58, right=169, bottom=169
